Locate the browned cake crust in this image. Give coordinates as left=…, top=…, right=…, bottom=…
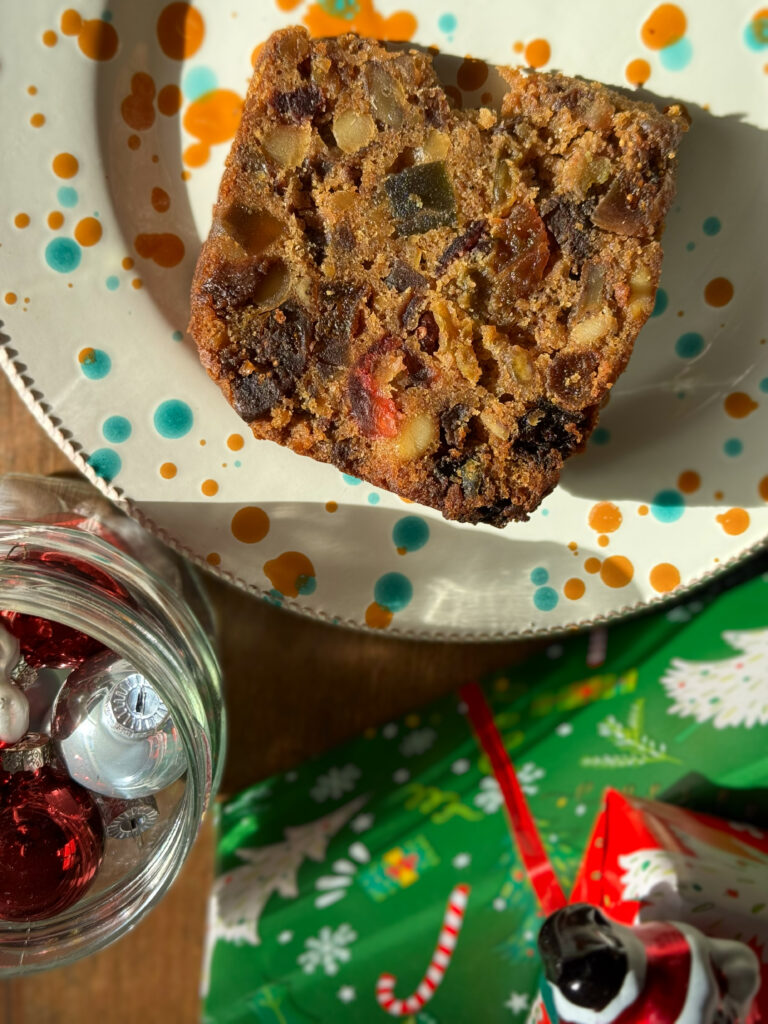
left=190, top=28, right=688, bottom=527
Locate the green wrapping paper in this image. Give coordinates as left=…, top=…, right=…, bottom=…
left=203, top=567, right=768, bottom=1024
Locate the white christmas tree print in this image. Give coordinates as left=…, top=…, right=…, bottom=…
left=202, top=796, right=365, bottom=993
left=580, top=699, right=680, bottom=768
left=660, top=628, right=768, bottom=729
left=619, top=822, right=768, bottom=961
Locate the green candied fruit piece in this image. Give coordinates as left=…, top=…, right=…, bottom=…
left=384, top=161, right=457, bottom=236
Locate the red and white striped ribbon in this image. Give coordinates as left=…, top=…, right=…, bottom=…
left=375, top=883, right=470, bottom=1017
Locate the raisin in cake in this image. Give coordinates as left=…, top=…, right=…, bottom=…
left=190, top=28, right=687, bottom=527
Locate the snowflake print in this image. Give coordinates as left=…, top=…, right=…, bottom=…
left=474, top=776, right=504, bottom=814
left=505, top=991, right=530, bottom=1014
left=277, top=930, right=293, bottom=944
left=298, top=923, right=357, bottom=976
left=517, top=762, right=545, bottom=794
left=382, top=723, right=398, bottom=739
left=310, top=764, right=361, bottom=803
left=337, top=985, right=356, bottom=1003
left=555, top=722, right=573, bottom=737
left=452, top=852, right=471, bottom=869
left=452, top=758, right=470, bottom=774
left=314, top=841, right=370, bottom=909
left=350, top=812, right=374, bottom=834
left=399, top=727, right=437, bottom=757
left=393, top=768, right=410, bottom=784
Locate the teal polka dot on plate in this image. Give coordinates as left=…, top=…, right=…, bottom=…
left=172, top=330, right=183, bottom=341
left=102, top=415, right=132, bottom=443
left=374, top=572, right=413, bottom=612
left=659, top=36, right=693, bottom=70
left=591, top=427, right=611, bottom=445
left=744, top=16, right=768, bottom=50
left=759, top=377, right=768, bottom=394
left=438, top=12, right=457, bottom=33
left=651, top=489, right=685, bottom=523
left=392, top=516, right=430, bottom=553
left=183, top=65, right=218, bottom=100
left=702, top=216, right=721, bottom=236
left=724, top=438, right=743, bottom=456
left=675, top=332, right=705, bottom=359
left=533, top=587, right=558, bottom=612
left=650, top=288, right=668, bottom=317
left=530, top=566, right=549, bottom=585
left=87, top=448, right=121, bottom=483
left=45, top=237, right=81, bottom=273
left=342, top=473, right=362, bottom=486
left=79, top=348, right=111, bottom=380
left=57, top=186, right=78, bottom=208
left=296, top=574, right=317, bottom=596
left=106, top=275, right=119, bottom=291
left=367, top=493, right=380, bottom=505
left=153, top=399, right=193, bottom=438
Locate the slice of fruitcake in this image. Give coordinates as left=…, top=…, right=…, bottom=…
left=189, top=28, right=687, bottom=527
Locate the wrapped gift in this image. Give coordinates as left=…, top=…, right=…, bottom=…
left=203, top=565, right=768, bottom=1024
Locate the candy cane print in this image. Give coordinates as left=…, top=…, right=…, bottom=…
left=375, top=883, right=470, bottom=1017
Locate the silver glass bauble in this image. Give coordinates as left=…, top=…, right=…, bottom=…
left=0, top=622, right=29, bottom=745
left=51, top=652, right=187, bottom=799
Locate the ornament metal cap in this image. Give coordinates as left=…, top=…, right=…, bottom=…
left=105, top=675, right=169, bottom=738
left=0, top=732, right=53, bottom=773
left=99, top=796, right=160, bottom=839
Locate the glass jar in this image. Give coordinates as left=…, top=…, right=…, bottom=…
left=0, top=474, right=224, bottom=973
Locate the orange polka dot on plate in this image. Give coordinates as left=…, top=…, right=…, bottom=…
left=677, top=470, right=700, bottom=493
left=226, top=433, right=244, bottom=451
left=649, top=563, right=680, bottom=593
left=74, top=217, right=102, bottom=246
left=42, top=30, right=58, bottom=47
left=30, top=113, right=45, bottom=128
left=588, top=501, right=622, bottom=533
left=122, top=257, right=134, bottom=270
left=157, top=2, right=205, bottom=60
left=366, top=601, right=393, bottom=629
left=14, top=213, right=30, bottom=229
left=600, top=555, right=634, bottom=588
left=564, top=578, right=585, bottom=600
left=60, top=9, right=82, bottom=35
left=524, top=38, right=550, bottom=68
left=47, top=211, right=64, bottom=229
left=724, top=392, right=758, bottom=418
left=638, top=505, right=649, bottom=516
left=159, top=462, right=177, bottom=479
left=597, top=535, right=609, bottom=547
left=52, top=152, right=78, bottom=178
left=4, top=293, right=18, bottom=305
left=326, top=501, right=338, bottom=513
left=704, top=276, right=734, bottom=307
left=158, top=83, right=183, bottom=116
left=716, top=507, right=750, bottom=535
left=127, top=134, right=141, bottom=150
left=759, top=476, right=768, bottom=501
left=584, top=557, right=601, bottom=574
left=206, top=552, right=221, bottom=566
left=231, top=506, right=270, bottom=544
left=201, top=479, right=218, bottom=496
left=625, top=58, right=651, bottom=87
left=641, top=3, right=686, bottom=49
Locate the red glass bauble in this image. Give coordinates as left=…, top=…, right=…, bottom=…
left=0, top=519, right=128, bottom=668
left=0, top=610, right=105, bottom=668
left=0, top=762, right=105, bottom=920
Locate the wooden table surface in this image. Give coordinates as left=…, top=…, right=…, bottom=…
left=0, top=374, right=541, bottom=1024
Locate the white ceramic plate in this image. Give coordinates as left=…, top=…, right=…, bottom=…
left=2, top=0, right=767, bottom=639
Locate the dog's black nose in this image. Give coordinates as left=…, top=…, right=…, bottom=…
left=538, top=904, right=629, bottom=1011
